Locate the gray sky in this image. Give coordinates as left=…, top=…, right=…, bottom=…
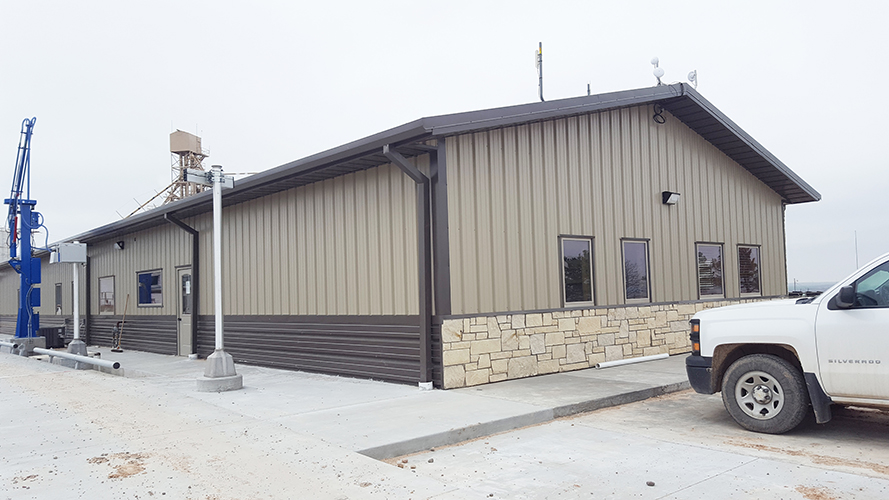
left=1, top=1, right=886, bottom=284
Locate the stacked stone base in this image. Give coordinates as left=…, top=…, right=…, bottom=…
left=441, top=299, right=760, bottom=389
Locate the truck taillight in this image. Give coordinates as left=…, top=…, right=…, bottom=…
left=690, top=319, right=701, bottom=356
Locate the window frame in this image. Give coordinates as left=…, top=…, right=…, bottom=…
left=696, top=242, right=725, bottom=299
left=738, top=245, right=762, bottom=297
left=559, top=235, right=595, bottom=306
left=136, top=269, right=164, bottom=307
left=622, top=239, right=651, bottom=303
left=98, top=276, right=115, bottom=314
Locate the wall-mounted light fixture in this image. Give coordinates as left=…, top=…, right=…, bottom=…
left=662, top=191, right=680, bottom=205
left=114, top=241, right=125, bottom=250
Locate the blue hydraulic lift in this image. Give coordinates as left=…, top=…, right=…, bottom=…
left=5, top=117, right=45, bottom=339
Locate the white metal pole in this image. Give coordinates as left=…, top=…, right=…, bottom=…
left=72, top=262, right=80, bottom=340
left=212, top=165, right=224, bottom=351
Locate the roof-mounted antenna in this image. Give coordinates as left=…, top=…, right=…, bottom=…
left=536, top=42, right=544, bottom=102
left=651, top=57, right=665, bottom=86
left=587, top=83, right=591, bottom=96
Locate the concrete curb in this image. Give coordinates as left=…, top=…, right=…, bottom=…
left=552, top=380, right=691, bottom=418
left=358, top=380, right=691, bottom=460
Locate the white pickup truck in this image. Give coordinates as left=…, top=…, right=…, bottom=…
left=686, top=252, right=889, bottom=433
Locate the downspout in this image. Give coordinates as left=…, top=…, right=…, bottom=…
left=383, top=144, right=433, bottom=389
left=164, top=213, right=199, bottom=355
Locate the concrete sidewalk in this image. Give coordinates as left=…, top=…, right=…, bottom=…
left=16, top=343, right=690, bottom=460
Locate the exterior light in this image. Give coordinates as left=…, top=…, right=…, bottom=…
left=662, top=191, right=680, bottom=205
left=114, top=241, right=125, bottom=250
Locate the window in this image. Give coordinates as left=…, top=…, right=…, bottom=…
left=55, top=283, right=63, bottom=315
left=738, top=246, right=761, bottom=296
left=561, top=237, right=594, bottom=304
left=137, top=270, right=163, bottom=306
left=696, top=243, right=724, bottom=298
left=99, top=276, right=115, bottom=314
left=180, top=272, right=193, bottom=314
left=622, top=240, right=650, bottom=302
left=850, top=261, right=889, bottom=308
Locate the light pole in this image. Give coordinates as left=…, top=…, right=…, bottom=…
left=195, top=164, right=242, bottom=392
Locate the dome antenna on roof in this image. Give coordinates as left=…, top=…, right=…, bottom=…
left=651, top=57, right=665, bottom=86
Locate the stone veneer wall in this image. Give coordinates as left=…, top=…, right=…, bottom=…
left=440, top=299, right=763, bottom=389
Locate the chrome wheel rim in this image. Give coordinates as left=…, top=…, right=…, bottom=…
left=734, top=370, right=784, bottom=420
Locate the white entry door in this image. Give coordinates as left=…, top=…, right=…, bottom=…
left=177, top=268, right=193, bottom=356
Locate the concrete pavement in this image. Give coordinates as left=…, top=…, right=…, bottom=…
left=12, top=343, right=690, bottom=460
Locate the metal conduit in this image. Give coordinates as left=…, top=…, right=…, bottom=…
left=32, top=347, right=121, bottom=370
left=0, top=340, right=19, bottom=349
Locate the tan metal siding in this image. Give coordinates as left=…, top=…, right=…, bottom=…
left=0, top=270, right=17, bottom=315
left=0, top=256, right=86, bottom=319
left=88, top=223, right=191, bottom=316
left=38, top=255, right=87, bottom=316
left=193, top=159, right=424, bottom=317
left=447, top=104, right=787, bottom=315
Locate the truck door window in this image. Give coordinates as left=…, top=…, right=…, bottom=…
left=852, top=262, right=889, bottom=307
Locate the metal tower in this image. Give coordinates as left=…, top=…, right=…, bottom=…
left=166, top=130, right=209, bottom=204
left=127, top=130, right=209, bottom=217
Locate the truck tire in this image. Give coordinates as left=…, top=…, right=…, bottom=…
left=721, top=354, right=810, bottom=434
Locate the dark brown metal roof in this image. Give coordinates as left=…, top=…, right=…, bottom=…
left=66, top=83, right=819, bottom=245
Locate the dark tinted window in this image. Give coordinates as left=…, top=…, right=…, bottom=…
left=623, top=240, right=650, bottom=301
left=562, top=238, right=593, bottom=303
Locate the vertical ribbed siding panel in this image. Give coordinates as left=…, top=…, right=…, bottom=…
left=532, top=122, right=551, bottom=308
left=391, top=169, right=407, bottom=315
left=489, top=129, right=508, bottom=312
left=365, top=168, right=381, bottom=314
left=601, top=111, right=620, bottom=302
left=502, top=128, right=522, bottom=310
left=354, top=170, right=370, bottom=315
left=474, top=131, right=493, bottom=314
left=343, top=174, right=357, bottom=315
left=447, top=104, right=788, bottom=315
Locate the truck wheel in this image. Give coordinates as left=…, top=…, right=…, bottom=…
left=721, top=354, right=810, bottom=434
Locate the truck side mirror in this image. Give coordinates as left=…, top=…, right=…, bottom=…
left=835, top=285, right=855, bottom=308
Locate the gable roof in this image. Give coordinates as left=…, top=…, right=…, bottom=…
left=67, top=83, right=819, bottom=245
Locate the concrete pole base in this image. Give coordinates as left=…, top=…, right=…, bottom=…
left=13, top=337, right=45, bottom=356
left=196, top=374, right=244, bottom=392
left=196, top=349, right=243, bottom=392
left=61, top=339, right=91, bottom=370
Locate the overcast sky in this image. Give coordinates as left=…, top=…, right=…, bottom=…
left=1, top=1, right=886, bottom=284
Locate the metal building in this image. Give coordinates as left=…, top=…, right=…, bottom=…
left=0, top=84, right=819, bottom=387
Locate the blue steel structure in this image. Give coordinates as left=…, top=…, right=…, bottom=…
left=5, top=118, right=43, bottom=338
